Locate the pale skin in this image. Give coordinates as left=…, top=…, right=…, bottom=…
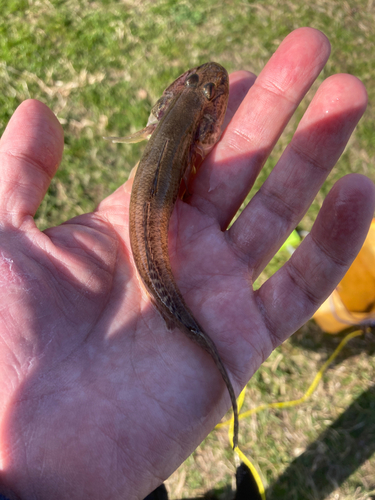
left=0, top=28, right=374, bottom=500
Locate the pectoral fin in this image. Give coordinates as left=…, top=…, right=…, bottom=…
left=103, top=123, right=157, bottom=144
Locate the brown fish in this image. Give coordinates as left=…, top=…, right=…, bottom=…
left=107, top=62, right=238, bottom=448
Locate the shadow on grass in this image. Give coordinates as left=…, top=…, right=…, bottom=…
left=148, top=392, right=375, bottom=498
left=266, top=384, right=375, bottom=500
left=178, top=385, right=375, bottom=500
left=290, top=322, right=375, bottom=361
left=147, top=328, right=375, bottom=500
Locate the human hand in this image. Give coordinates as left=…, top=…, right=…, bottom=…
left=0, top=27, right=373, bottom=500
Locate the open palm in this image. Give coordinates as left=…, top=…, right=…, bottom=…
left=0, top=28, right=373, bottom=500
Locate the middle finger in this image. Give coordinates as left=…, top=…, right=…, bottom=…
left=189, top=28, right=331, bottom=228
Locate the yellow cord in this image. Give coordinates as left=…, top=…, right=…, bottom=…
left=217, top=329, right=364, bottom=499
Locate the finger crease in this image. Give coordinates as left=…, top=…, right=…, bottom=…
left=253, top=79, right=296, bottom=106
left=254, top=292, right=284, bottom=349
left=258, top=185, right=296, bottom=225
left=1, top=149, right=54, bottom=180
left=285, top=259, right=322, bottom=307
left=289, top=142, right=328, bottom=174
left=229, top=127, right=256, bottom=150
left=310, top=231, right=349, bottom=268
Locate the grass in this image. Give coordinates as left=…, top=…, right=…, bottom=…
left=0, top=0, right=374, bottom=498
left=167, top=327, right=375, bottom=499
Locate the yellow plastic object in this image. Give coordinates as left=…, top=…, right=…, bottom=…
left=313, top=219, right=375, bottom=333
left=279, top=230, right=301, bottom=253
left=218, top=330, right=363, bottom=500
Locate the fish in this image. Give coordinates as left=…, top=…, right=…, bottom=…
left=106, top=62, right=238, bottom=449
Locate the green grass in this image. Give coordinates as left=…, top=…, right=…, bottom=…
left=1, top=1, right=374, bottom=498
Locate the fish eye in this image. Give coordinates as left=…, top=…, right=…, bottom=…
left=185, top=73, right=199, bottom=87
left=203, top=82, right=215, bottom=100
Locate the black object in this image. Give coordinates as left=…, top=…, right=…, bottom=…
left=143, top=461, right=263, bottom=500
left=235, top=462, right=263, bottom=500
left=143, top=483, right=168, bottom=500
